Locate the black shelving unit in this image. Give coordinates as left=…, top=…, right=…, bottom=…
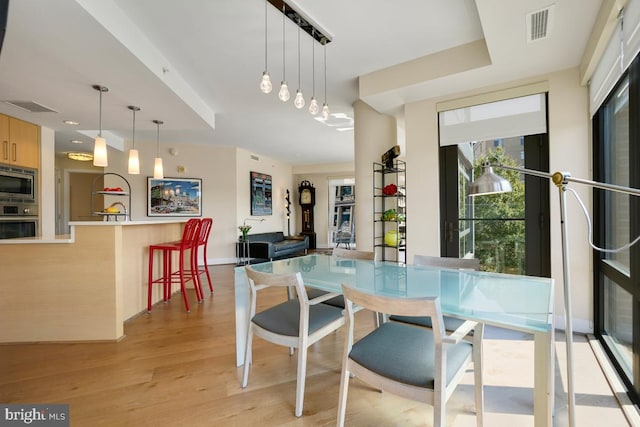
left=373, top=160, right=406, bottom=262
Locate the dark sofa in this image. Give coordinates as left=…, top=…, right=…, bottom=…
left=239, top=232, right=308, bottom=261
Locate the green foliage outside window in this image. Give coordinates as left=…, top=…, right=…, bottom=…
left=472, top=147, right=525, bottom=273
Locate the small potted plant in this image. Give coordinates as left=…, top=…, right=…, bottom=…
left=238, top=218, right=264, bottom=241
left=238, top=224, right=252, bottom=241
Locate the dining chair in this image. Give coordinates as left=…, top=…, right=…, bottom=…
left=337, top=284, right=484, bottom=427
left=147, top=218, right=202, bottom=312
left=306, top=248, right=375, bottom=308
left=242, top=266, right=345, bottom=417
left=389, top=255, right=480, bottom=332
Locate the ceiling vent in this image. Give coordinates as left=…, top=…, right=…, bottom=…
left=3, top=100, right=58, bottom=113
left=527, top=5, right=554, bottom=42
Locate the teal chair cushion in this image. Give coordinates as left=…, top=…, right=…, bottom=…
left=252, top=299, right=344, bottom=336
left=389, top=314, right=468, bottom=332
left=306, top=287, right=345, bottom=308
left=348, top=322, right=472, bottom=388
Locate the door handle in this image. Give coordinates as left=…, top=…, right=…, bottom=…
left=2, top=141, right=7, bottom=160
left=11, top=142, right=17, bottom=162
left=447, top=221, right=459, bottom=243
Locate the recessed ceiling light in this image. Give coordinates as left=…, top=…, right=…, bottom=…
left=63, top=120, right=79, bottom=125
left=67, top=152, right=93, bottom=161
left=314, top=112, right=354, bottom=130
left=70, top=140, right=83, bottom=144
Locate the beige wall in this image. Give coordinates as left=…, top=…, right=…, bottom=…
left=235, top=147, right=295, bottom=245
left=404, top=67, right=593, bottom=332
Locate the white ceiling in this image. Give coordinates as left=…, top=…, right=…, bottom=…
left=0, top=0, right=602, bottom=166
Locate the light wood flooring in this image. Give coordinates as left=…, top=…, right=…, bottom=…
left=0, top=264, right=632, bottom=426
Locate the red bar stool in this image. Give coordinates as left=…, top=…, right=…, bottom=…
left=147, top=218, right=202, bottom=313
left=195, top=217, right=214, bottom=294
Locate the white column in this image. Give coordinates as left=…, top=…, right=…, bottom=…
left=353, top=100, right=397, bottom=251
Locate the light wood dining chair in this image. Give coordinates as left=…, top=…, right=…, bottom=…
left=337, top=284, right=484, bottom=427
left=242, top=266, right=345, bottom=417
left=306, top=248, right=375, bottom=308
left=389, top=255, right=480, bottom=332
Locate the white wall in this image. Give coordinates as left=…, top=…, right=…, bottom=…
left=404, top=67, right=593, bottom=333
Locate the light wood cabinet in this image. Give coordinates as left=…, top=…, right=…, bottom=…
left=0, top=113, right=40, bottom=169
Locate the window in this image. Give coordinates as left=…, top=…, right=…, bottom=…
left=593, top=59, right=640, bottom=404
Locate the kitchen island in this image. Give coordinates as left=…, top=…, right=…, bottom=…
left=0, top=220, right=186, bottom=343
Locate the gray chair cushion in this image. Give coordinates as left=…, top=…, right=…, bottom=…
left=389, top=314, right=468, bottom=332
left=348, top=322, right=472, bottom=388
left=252, top=299, right=344, bottom=336
left=306, top=287, right=345, bottom=308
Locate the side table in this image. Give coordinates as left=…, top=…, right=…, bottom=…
left=236, top=238, right=251, bottom=265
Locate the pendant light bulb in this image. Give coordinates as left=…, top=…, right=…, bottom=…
left=321, top=103, right=330, bottom=120
left=153, top=157, right=164, bottom=179
left=260, top=1, right=272, bottom=93
left=128, top=149, right=140, bottom=174
left=309, top=30, right=318, bottom=115
left=278, top=3, right=289, bottom=102
left=260, top=71, right=273, bottom=93
left=279, top=82, right=290, bottom=102
left=320, top=42, right=330, bottom=121
left=92, top=85, right=109, bottom=167
left=93, top=137, right=108, bottom=167
left=293, top=17, right=304, bottom=109
left=127, top=105, right=140, bottom=174
left=153, top=120, right=164, bottom=179
left=294, top=90, right=305, bottom=109
left=308, top=97, right=319, bottom=115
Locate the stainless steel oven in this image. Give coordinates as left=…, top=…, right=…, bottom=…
left=0, top=164, right=37, bottom=202
left=0, top=201, right=38, bottom=239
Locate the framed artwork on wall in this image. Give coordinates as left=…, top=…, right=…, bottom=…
left=147, top=177, right=202, bottom=216
left=250, top=171, right=272, bottom=215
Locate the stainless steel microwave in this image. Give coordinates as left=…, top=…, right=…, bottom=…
left=0, top=164, right=36, bottom=201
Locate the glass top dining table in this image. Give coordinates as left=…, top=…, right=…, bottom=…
left=234, top=254, right=555, bottom=426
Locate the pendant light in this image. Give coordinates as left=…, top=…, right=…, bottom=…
left=278, top=3, right=290, bottom=102
left=293, top=17, right=305, bottom=109
left=92, top=85, right=109, bottom=167
left=153, top=120, right=164, bottom=179
left=321, top=41, right=330, bottom=120
left=308, top=30, right=319, bottom=115
left=259, top=0, right=272, bottom=93
left=127, top=106, right=140, bottom=174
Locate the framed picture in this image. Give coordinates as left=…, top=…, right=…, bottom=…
left=147, top=177, right=202, bottom=216
left=250, top=171, right=272, bottom=215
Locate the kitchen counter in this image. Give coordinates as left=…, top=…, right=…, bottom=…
left=0, top=220, right=186, bottom=343
left=0, top=220, right=185, bottom=244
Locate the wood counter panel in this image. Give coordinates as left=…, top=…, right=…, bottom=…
left=121, top=223, right=184, bottom=319
left=0, top=222, right=183, bottom=343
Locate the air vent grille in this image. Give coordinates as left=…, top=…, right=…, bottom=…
left=3, top=100, right=58, bottom=113
left=527, top=5, right=554, bottom=42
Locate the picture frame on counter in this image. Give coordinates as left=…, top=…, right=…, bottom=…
left=147, top=177, right=202, bottom=217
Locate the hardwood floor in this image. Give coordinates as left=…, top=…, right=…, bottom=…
left=0, top=264, right=631, bottom=426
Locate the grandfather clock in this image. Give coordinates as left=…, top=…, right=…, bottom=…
left=298, top=180, right=317, bottom=249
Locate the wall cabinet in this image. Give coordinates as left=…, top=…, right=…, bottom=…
left=0, top=114, right=40, bottom=169
left=373, top=160, right=406, bottom=262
